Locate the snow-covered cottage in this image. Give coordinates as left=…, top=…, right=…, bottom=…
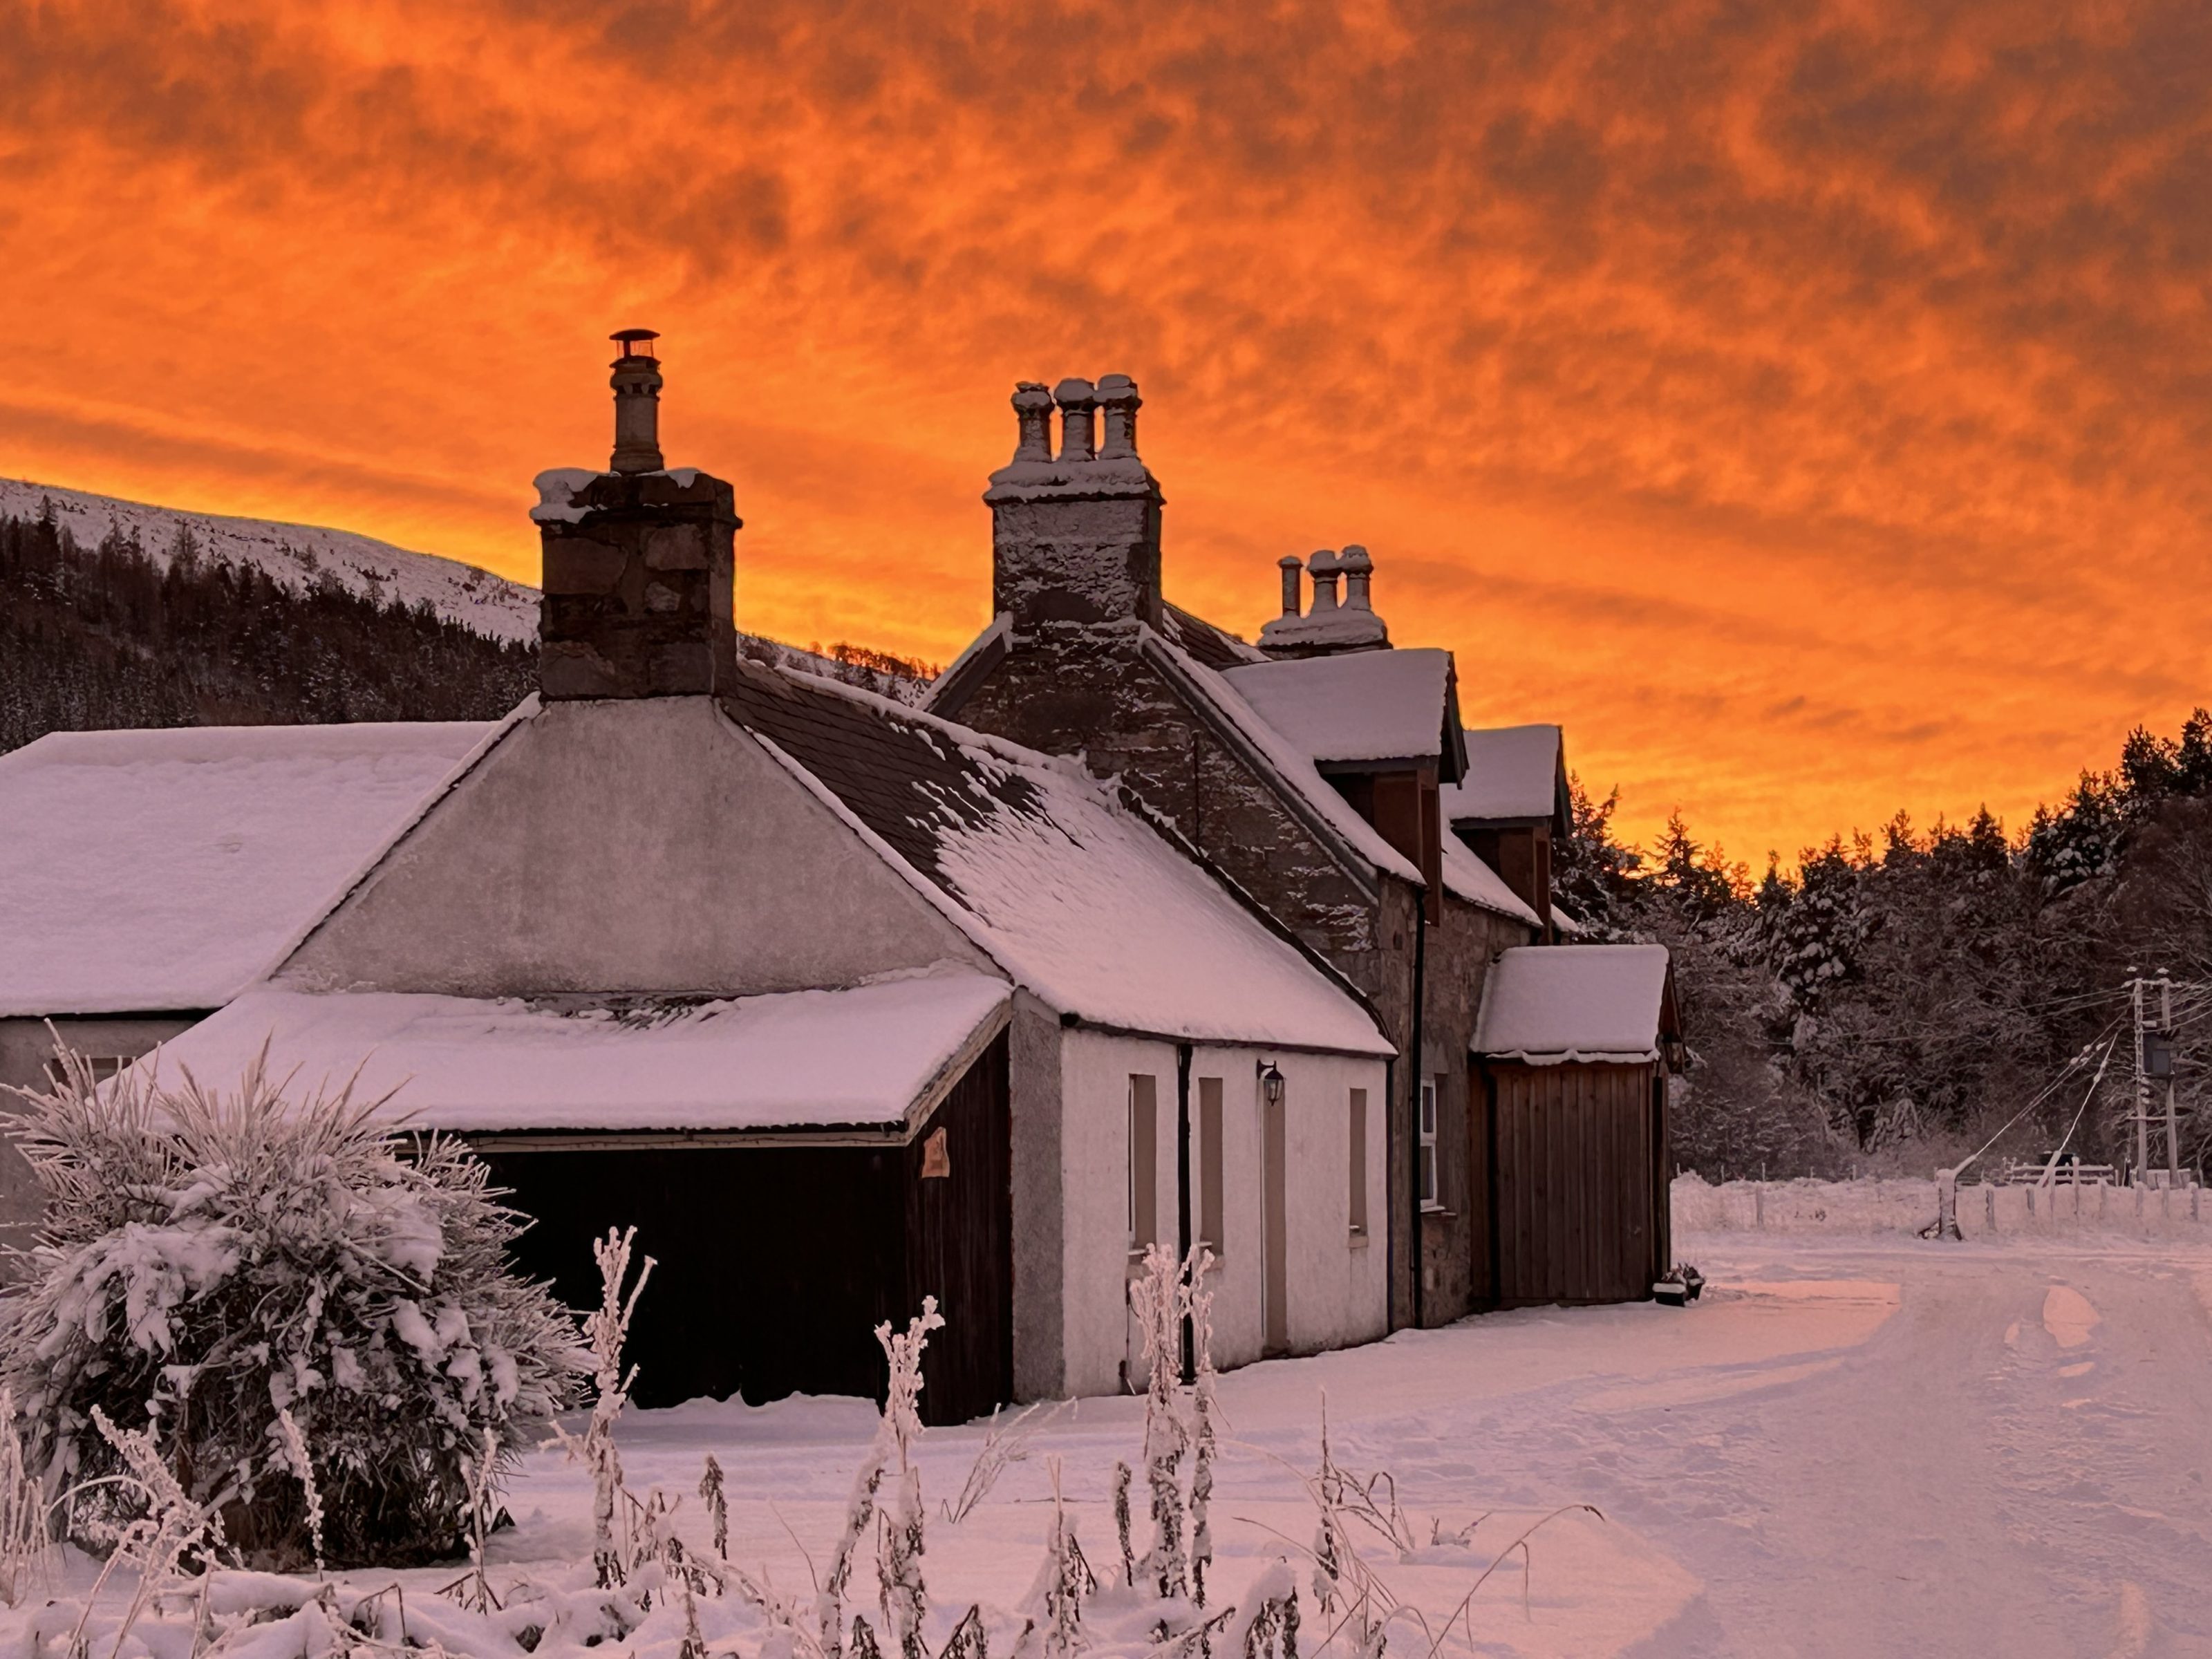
left=39, top=341, right=1397, bottom=1423
left=923, top=376, right=1672, bottom=1327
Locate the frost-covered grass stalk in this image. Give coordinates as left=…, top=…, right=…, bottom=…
left=0, top=1388, right=50, bottom=1608
left=874, top=1298, right=944, bottom=1659
left=1183, top=1248, right=1218, bottom=1613
left=941, top=1401, right=1070, bottom=1526
left=818, top=1298, right=941, bottom=1659
left=272, top=1406, right=324, bottom=1577
left=0, top=1043, right=581, bottom=1569
left=65, top=1406, right=224, bottom=1659
left=1130, top=1245, right=1189, bottom=1600
left=558, top=1225, right=654, bottom=1588
left=1025, top=1456, right=1094, bottom=1659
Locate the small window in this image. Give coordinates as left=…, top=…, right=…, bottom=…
left=1418, top=1077, right=1441, bottom=1210
left=1128, top=1075, right=1159, bottom=1253
left=1348, top=1089, right=1368, bottom=1236
left=1199, top=1077, right=1225, bottom=1254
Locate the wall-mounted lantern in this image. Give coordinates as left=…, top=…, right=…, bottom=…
left=1258, top=1060, right=1286, bottom=1105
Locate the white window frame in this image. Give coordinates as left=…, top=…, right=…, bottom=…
left=1418, top=1076, right=1442, bottom=1211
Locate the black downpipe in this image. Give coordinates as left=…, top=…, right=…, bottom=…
left=1177, top=1041, right=1194, bottom=1382
left=1409, top=901, right=1428, bottom=1330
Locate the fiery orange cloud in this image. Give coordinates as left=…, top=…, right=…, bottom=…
left=3, top=0, right=2208, bottom=864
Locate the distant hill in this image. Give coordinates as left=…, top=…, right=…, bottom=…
left=0, top=476, right=540, bottom=641
left=0, top=480, right=935, bottom=756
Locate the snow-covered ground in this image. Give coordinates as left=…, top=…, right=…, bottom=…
left=464, top=1232, right=2204, bottom=1657
left=12, top=1230, right=2209, bottom=1658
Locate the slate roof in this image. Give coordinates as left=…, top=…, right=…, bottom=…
left=720, top=663, right=1393, bottom=1054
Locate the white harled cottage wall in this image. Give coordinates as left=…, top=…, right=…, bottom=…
left=1058, top=1029, right=1181, bottom=1398
left=1056, top=1030, right=1389, bottom=1400
left=1190, top=1046, right=1390, bottom=1369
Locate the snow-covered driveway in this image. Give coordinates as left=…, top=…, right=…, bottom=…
left=489, top=1237, right=2212, bottom=1658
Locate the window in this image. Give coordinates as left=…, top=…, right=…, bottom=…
left=1348, top=1088, right=1368, bottom=1236
left=1418, top=1077, right=1441, bottom=1210
left=1199, top=1077, right=1225, bottom=1253
left=1128, top=1075, right=1159, bottom=1253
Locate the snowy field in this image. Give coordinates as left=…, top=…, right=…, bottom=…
left=11, top=1225, right=2210, bottom=1659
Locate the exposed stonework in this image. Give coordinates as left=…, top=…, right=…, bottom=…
left=538, top=468, right=741, bottom=700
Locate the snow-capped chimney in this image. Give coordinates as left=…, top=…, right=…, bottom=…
left=609, top=328, right=665, bottom=474
left=984, top=372, right=1163, bottom=639
left=1097, top=374, right=1141, bottom=459
left=1341, top=544, right=1374, bottom=610
left=1258, top=544, right=1390, bottom=657
left=1054, top=379, right=1098, bottom=462
left=1308, top=549, right=1342, bottom=613
left=532, top=330, right=742, bottom=700
left=1277, top=554, right=1304, bottom=619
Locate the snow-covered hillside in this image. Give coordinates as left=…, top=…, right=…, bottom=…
left=0, top=476, right=538, bottom=642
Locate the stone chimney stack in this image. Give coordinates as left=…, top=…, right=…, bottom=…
left=1259, top=544, right=1391, bottom=657
left=1276, top=553, right=1304, bottom=619
left=984, top=371, right=1163, bottom=639
left=532, top=329, right=742, bottom=700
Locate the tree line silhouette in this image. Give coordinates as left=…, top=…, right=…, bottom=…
left=0, top=499, right=536, bottom=753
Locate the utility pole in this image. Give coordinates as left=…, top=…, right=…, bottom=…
left=2131, top=972, right=2149, bottom=1183
left=2160, top=971, right=2179, bottom=1179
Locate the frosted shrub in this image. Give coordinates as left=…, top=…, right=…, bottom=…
left=0, top=1047, right=582, bottom=1569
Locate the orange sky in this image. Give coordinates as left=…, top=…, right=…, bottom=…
left=4, top=0, right=2209, bottom=865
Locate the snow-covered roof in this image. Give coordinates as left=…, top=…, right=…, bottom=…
left=722, top=665, right=1394, bottom=1056
left=0, top=721, right=500, bottom=1017
left=126, top=973, right=1014, bottom=1135
left=1440, top=837, right=1541, bottom=927
left=1220, top=650, right=1457, bottom=768
left=0, top=477, right=537, bottom=642
left=1443, top=724, right=1563, bottom=825
left=1473, top=944, right=1674, bottom=1065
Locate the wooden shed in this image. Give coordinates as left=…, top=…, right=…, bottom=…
left=1472, top=944, right=1680, bottom=1306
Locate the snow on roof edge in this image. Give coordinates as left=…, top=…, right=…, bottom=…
left=1141, top=632, right=1423, bottom=888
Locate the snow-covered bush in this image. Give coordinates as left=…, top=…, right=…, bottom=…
left=0, top=1046, right=583, bottom=1569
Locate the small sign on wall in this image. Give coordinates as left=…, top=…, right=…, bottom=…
left=920, top=1127, right=951, bottom=1179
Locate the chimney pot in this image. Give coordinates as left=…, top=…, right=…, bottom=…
left=1010, top=382, right=1056, bottom=463
left=609, top=327, right=664, bottom=474
left=1306, top=548, right=1342, bottom=613
left=1096, top=373, right=1142, bottom=460
left=1277, top=553, right=1304, bottom=618
left=1340, top=543, right=1374, bottom=612
left=1053, top=377, right=1098, bottom=463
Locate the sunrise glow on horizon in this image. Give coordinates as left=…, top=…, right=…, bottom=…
left=4, top=0, right=2206, bottom=865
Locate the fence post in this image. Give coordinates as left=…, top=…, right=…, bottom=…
left=2027, top=1186, right=2036, bottom=1219
left=2100, top=1181, right=2108, bottom=1219
left=1986, top=1185, right=1996, bottom=1230
left=1755, top=1184, right=1765, bottom=1230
